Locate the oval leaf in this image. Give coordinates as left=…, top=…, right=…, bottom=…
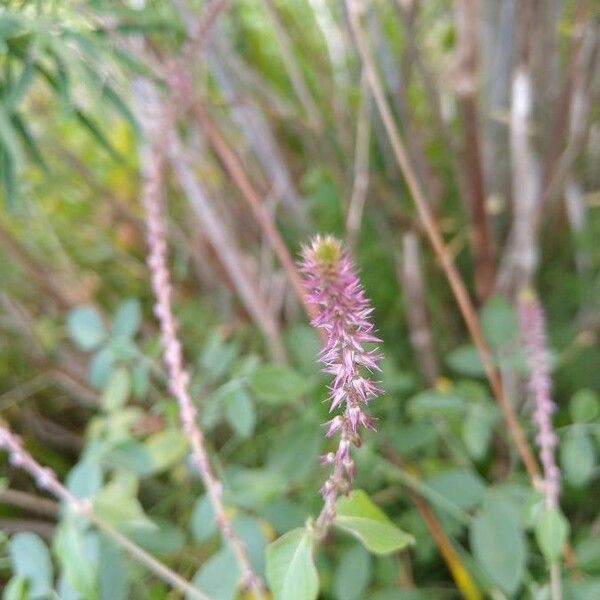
left=249, top=364, right=308, bottom=403
left=112, top=298, right=141, bottom=338
left=535, top=507, right=569, bottom=564
left=334, top=490, right=415, bottom=555
left=266, top=527, right=319, bottom=600
left=470, top=495, right=526, bottom=595
left=9, top=532, right=53, bottom=598
left=67, top=305, right=105, bottom=350
left=101, top=367, right=131, bottom=412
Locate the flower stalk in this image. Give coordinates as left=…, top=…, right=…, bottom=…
left=518, top=289, right=560, bottom=509
left=141, top=118, right=265, bottom=597
left=0, top=424, right=211, bottom=600
left=299, top=236, right=382, bottom=534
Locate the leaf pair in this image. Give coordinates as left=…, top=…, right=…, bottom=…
left=265, top=490, right=414, bottom=600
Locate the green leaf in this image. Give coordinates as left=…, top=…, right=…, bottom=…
left=123, top=518, right=185, bottom=555
left=258, top=499, right=305, bottom=534
left=335, top=490, right=415, bottom=555
left=446, top=345, right=486, bottom=377
left=144, top=429, right=189, bottom=474
left=68, top=305, right=106, bottom=350
left=102, top=440, right=153, bottom=475
left=101, top=82, right=141, bottom=135
left=249, top=364, right=309, bottom=403
left=286, top=324, right=321, bottom=375
left=66, top=459, right=103, bottom=499
left=131, top=361, right=150, bottom=399
left=89, top=347, right=115, bottom=389
left=54, top=520, right=97, bottom=599
left=0, top=103, right=25, bottom=170
left=462, top=403, right=496, bottom=460
left=425, top=469, right=485, bottom=510
left=9, top=532, right=53, bottom=598
left=407, top=390, right=465, bottom=419
left=191, top=494, right=217, bottom=543
left=481, top=295, right=517, bottom=347
left=73, top=108, right=124, bottom=161
left=232, top=514, right=268, bottom=576
left=267, top=421, right=322, bottom=484
left=3, top=576, right=27, bottom=600
left=12, top=114, right=47, bottom=173
left=535, top=507, right=569, bottom=564
left=200, top=333, right=239, bottom=382
left=101, top=367, right=131, bottom=412
left=99, top=535, right=129, bottom=600
left=1, top=147, right=17, bottom=208
left=470, top=495, right=526, bottom=595
left=191, top=548, right=239, bottom=600
left=570, top=389, right=600, bottom=423
left=94, top=473, right=150, bottom=528
left=561, top=431, right=596, bottom=487
left=266, top=528, right=319, bottom=600
left=112, top=298, right=141, bottom=338
left=225, top=385, right=256, bottom=438
left=0, top=13, right=27, bottom=40
left=574, top=537, right=600, bottom=573
left=5, top=59, right=36, bottom=111
left=333, top=544, right=372, bottom=600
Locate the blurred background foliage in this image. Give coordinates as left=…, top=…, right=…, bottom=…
left=0, top=0, right=599, bottom=598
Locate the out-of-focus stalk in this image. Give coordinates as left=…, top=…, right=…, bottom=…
left=518, top=290, right=560, bottom=509
left=141, top=110, right=266, bottom=597
left=0, top=425, right=211, bottom=600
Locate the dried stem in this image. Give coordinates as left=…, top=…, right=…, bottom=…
left=261, top=0, right=322, bottom=131
left=383, top=445, right=482, bottom=600
left=141, top=117, right=266, bottom=597
left=193, top=102, right=313, bottom=321
left=346, top=69, right=371, bottom=248
left=397, top=232, right=439, bottom=386
left=454, top=0, right=495, bottom=302
left=0, top=425, right=211, bottom=600
left=345, top=0, right=541, bottom=482
left=0, top=488, right=59, bottom=517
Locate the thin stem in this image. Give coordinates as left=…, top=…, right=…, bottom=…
left=0, top=425, right=211, bottom=600
left=261, top=0, right=322, bottom=131
left=383, top=446, right=482, bottom=600
left=141, top=116, right=266, bottom=597
left=193, top=102, right=313, bottom=322
left=453, top=0, right=496, bottom=302
left=345, top=0, right=541, bottom=482
left=550, top=563, right=562, bottom=600
left=346, top=68, right=371, bottom=248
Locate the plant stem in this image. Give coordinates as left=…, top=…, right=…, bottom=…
left=0, top=425, right=211, bottom=600
left=141, top=115, right=266, bottom=597
left=550, top=563, right=562, bottom=600
left=345, top=0, right=541, bottom=484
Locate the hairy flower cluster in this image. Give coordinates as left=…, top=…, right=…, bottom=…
left=518, top=289, right=560, bottom=509
left=300, top=235, right=382, bottom=529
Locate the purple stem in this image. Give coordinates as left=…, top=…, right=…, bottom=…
left=141, top=121, right=264, bottom=596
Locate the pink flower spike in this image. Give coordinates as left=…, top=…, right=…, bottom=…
left=518, top=289, right=561, bottom=510
left=299, top=235, right=383, bottom=534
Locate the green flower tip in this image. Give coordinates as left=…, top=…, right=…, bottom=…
left=519, top=287, right=538, bottom=304
left=307, top=235, right=342, bottom=267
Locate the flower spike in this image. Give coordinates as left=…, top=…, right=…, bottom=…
left=299, top=235, right=383, bottom=532
left=518, top=289, right=560, bottom=509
